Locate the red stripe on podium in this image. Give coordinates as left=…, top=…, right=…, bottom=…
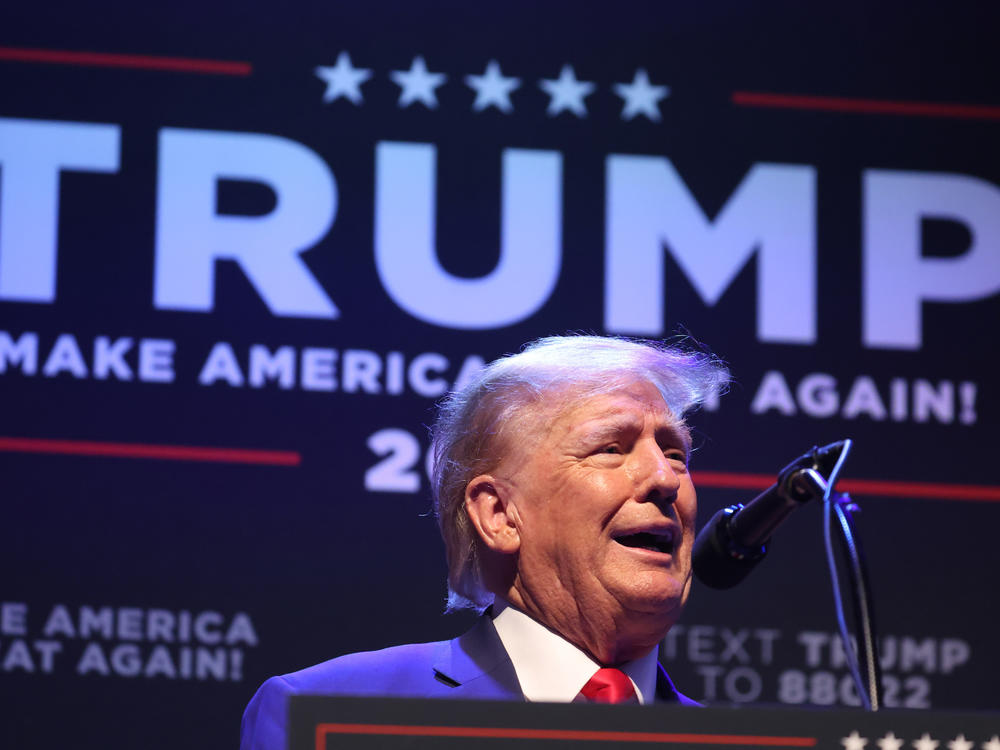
left=315, top=722, right=818, bottom=747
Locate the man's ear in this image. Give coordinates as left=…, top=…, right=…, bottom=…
left=464, top=474, right=521, bottom=555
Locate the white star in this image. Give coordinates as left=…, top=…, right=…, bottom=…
left=539, top=64, right=595, bottom=117
left=983, top=736, right=1000, bottom=750
left=843, top=731, right=869, bottom=750
left=465, top=59, right=521, bottom=113
left=315, top=51, right=372, bottom=105
left=879, top=733, right=905, bottom=750
left=949, top=736, right=975, bottom=750
left=389, top=55, right=447, bottom=109
left=914, top=734, right=940, bottom=750
left=613, top=68, right=669, bottom=121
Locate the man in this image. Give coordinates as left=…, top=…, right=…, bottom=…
left=241, top=335, right=728, bottom=749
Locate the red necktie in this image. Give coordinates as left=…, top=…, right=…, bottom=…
left=578, top=668, right=638, bottom=704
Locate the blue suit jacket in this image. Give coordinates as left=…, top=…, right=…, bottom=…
left=240, top=617, right=699, bottom=750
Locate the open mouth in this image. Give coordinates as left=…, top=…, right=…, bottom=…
left=613, top=531, right=674, bottom=555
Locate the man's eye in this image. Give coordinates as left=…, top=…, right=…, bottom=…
left=665, top=449, right=687, bottom=464
left=601, top=445, right=622, bottom=455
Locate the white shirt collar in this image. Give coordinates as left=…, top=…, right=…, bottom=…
left=490, top=600, right=659, bottom=704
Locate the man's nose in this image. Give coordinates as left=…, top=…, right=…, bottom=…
left=635, top=441, right=682, bottom=503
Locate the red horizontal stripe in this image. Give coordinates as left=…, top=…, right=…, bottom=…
left=838, top=477, right=1000, bottom=502
left=0, top=46, right=251, bottom=76
left=691, top=471, right=774, bottom=491
left=691, top=471, right=1000, bottom=502
left=1, top=435, right=993, bottom=497
left=316, top=722, right=817, bottom=746
left=0, top=436, right=299, bottom=466
left=732, top=91, right=1000, bottom=120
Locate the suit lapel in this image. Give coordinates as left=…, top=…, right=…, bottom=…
left=432, top=616, right=523, bottom=699
left=431, top=616, right=696, bottom=705
left=655, top=662, right=701, bottom=706
left=654, top=662, right=680, bottom=702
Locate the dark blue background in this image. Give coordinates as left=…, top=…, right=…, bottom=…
left=2, top=2, right=998, bottom=748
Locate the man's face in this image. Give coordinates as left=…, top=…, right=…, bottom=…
left=495, top=379, right=697, bottom=657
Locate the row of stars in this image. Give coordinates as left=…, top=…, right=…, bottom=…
left=842, top=732, right=1000, bottom=750
left=314, top=52, right=669, bottom=121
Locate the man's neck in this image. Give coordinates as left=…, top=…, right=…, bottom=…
left=502, top=585, right=672, bottom=665
left=491, top=599, right=660, bottom=703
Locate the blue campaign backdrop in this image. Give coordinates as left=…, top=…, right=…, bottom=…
left=1, top=2, right=998, bottom=747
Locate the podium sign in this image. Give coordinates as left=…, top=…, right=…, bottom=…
left=290, top=696, right=999, bottom=750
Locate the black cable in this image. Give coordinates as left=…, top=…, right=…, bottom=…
left=832, top=497, right=883, bottom=711
left=820, top=442, right=869, bottom=708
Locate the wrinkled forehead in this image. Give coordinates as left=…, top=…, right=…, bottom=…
left=556, top=380, right=688, bottom=439
left=497, top=377, right=691, bottom=457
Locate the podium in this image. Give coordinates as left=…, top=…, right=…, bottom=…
left=290, top=695, right=999, bottom=750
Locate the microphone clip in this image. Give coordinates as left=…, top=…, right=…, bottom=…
left=692, top=440, right=848, bottom=589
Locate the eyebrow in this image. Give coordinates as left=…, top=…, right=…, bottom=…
left=657, top=424, right=692, bottom=454
left=572, top=413, right=689, bottom=450
left=572, top=414, right=641, bottom=441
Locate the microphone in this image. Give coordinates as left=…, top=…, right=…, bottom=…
left=692, top=440, right=848, bottom=589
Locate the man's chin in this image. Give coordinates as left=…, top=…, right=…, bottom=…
left=612, top=577, right=689, bottom=619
